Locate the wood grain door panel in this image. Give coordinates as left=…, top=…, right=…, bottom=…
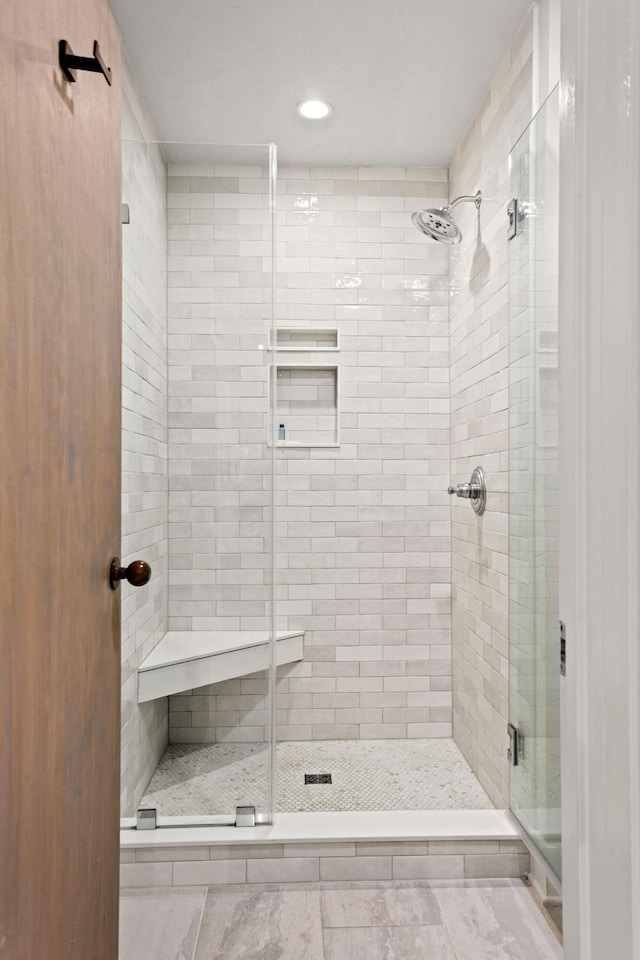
left=0, top=2, right=122, bottom=958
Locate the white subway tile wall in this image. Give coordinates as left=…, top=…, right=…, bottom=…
left=448, top=11, right=535, bottom=807
left=120, top=55, right=169, bottom=815
left=165, top=156, right=274, bottom=754
left=120, top=838, right=529, bottom=887
left=166, top=166, right=453, bottom=744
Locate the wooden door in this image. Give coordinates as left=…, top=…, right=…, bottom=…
left=0, top=1, right=122, bottom=958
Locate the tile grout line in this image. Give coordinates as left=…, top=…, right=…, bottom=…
left=318, top=890, right=328, bottom=960
left=430, top=884, right=466, bottom=960
left=189, top=885, right=209, bottom=960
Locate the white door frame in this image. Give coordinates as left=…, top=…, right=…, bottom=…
left=559, top=0, right=640, bottom=955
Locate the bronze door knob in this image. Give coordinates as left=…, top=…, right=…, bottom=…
left=110, top=558, right=151, bottom=590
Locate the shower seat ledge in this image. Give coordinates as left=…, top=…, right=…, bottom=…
left=137, top=630, right=304, bottom=702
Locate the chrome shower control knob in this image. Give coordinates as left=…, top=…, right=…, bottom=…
left=447, top=467, right=486, bottom=516
left=448, top=482, right=473, bottom=498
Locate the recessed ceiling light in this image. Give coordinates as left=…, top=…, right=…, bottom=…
left=297, top=100, right=332, bottom=120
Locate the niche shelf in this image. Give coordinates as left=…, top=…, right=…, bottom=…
left=272, top=327, right=339, bottom=352
left=275, top=363, right=340, bottom=447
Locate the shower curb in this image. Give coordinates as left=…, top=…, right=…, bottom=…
left=120, top=810, right=529, bottom=887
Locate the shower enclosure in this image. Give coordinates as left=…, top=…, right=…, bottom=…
left=120, top=140, right=279, bottom=825
left=508, top=87, right=561, bottom=881
left=119, top=151, right=498, bottom=827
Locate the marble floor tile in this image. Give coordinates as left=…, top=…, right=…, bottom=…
left=120, top=879, right=562, bottom=960
left=434, top=881, right=563, bottom=959
left=119, top=887, right=207, bottom=960
left=193, top=888, right=324, bottom=960
left=323, top=924, right=458, bottom=960
left=142, top=738, right=493, bottom=816
left=321, top=883, right=442, bottom=928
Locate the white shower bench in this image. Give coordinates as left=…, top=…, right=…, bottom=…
left=137, top=630, right=304, bottom=702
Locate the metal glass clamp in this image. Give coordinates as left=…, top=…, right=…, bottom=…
left=235, top=805, right=256, bottom=827
left=136, top=808, right=157, bottom=830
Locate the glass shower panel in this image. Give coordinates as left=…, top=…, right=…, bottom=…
left=508, top=89, right=561, bottom=879
left=120, top=140, right=278, bottom=826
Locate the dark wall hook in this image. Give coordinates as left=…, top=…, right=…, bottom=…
left=59, top=39, right=112, bottom=86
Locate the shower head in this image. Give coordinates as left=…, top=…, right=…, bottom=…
left=412, top=207, right=462, bottom=243
left=412, top=190, right=482, bottom=244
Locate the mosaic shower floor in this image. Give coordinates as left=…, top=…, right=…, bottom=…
left=141, top=739, right=493, bottom=816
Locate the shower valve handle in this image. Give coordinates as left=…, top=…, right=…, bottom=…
left=447, top=467, right=487, bottom=516
left=448, top=482, right=478, bottom=499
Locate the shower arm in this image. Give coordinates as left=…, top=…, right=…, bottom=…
left=448, top=191, right=482, bottom=211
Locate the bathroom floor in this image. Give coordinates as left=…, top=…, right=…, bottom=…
left=119, top=878, right=563, bottom=960
left=141, top=738, right=493, bottom=816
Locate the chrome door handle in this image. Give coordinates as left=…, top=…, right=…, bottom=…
left=110, top=558, right=151, bottom=589
left=447, top=466, right=486, bottom=516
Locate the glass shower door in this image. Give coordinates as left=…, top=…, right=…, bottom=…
left=508, top=88, right=561, bottom=880
left=120, top=140, right=278, bottom=826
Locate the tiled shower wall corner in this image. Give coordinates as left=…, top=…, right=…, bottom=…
left=166, top=166, right=454, bottom=744
left=120, top=54, right=169, bottom=816
left=448, top=10, right=535, bottom=807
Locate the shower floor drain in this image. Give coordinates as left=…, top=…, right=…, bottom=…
left=304, top=773, right=332, bottom=785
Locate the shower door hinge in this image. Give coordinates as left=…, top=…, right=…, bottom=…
left=136, top=808, right=157, bottom=830
left=507, top=198, right=520, bottom=240
left=560, top=620, right=566, bottom=676
left=507, top=197, right=518, bottom=240
left=507, top=723, right=523, bottom=766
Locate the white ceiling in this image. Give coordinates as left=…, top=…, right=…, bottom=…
left=110, top=0, right=531, bottom=167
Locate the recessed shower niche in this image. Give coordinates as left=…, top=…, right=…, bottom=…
left=272, top=327, right=340, bottom=447
left=275, top=363, right=340, bottom=447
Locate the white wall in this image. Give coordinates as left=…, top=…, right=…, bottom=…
left=560, top=0, right=640, bottom=954
left=120, top=53, right=169, bottom=815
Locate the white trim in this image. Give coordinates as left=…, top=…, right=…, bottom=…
left=560, top=0, right=640, bottom=954
left=120, top=808, right=520, bottom=848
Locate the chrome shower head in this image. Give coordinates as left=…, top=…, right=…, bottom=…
left=412, top=206, right=462, bottom=243
left=412, top=190, right=482, bottom=244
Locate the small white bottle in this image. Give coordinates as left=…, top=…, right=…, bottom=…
left=278, top=423, right=286, bottom=441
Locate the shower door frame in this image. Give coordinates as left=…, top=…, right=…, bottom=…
left=507, top=85, right=562, bottom=887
